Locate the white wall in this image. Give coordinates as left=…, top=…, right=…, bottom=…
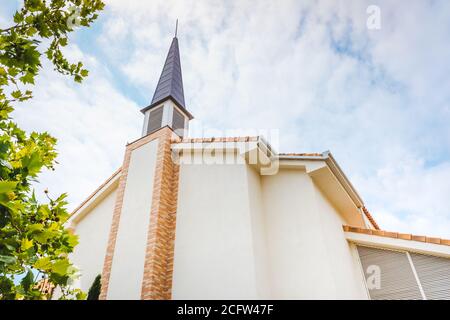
left=107, top=139, right=159, bottom=299
left=172, top=154, right=263, bottom=299
left=246, top=165, right=271, bottom=298
left=72, top=148, right=368, bottom=299
left=71, top=188, right=116, bottom=292
left=262, top=169, right=367, bottom=299
left=173, top=157, right=367, bottom=299
left=312, top=183, right=368, bottom=299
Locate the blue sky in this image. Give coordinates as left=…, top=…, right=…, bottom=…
left=2, top=0, right=450, bottom=237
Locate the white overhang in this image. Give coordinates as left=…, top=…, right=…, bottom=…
left=279, top=152, right=366, bottom=227
left=345, top=231, right=450, bottom=258
left=171, top=137, right=276, bottom=172
left=67, top=169, right=121, bottom=226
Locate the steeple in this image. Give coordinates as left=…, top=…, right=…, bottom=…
left=149, top=37, right=187, bottom=113
left=141, top=26, right=193, bottom=138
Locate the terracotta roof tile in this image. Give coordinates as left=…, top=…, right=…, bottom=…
left=412, top=235, right=426, bottom=242
left=426, top=237, right=442, bottom=245
left=372, top=229, right=385, bottom=237
left=173, top=136, right=259, bottom=144
left=398, top=233, right=412, bottom=240
left=278, top=153, right=324, bottom=157
left=384, top=231, right=399, bottom=238
left=343, top=225, right=450, bottom=247
left=362, top=206, right=380, bottom=230
left=173, top=139, right=326, bottom=159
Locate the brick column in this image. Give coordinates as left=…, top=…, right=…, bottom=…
left=141, top=128, right=180, bottom=299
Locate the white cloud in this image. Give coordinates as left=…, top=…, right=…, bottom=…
left=354, top=158, right=450, bottom=237
left=9, top=0, right=450, bottom=238
left=12, top=45, right=141, bottom=210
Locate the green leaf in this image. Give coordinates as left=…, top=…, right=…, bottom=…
left=8, top=67, right=19, bottom=77
left=74, top=75, right=83, bottom=83
left=19, top=72, right=35, bottom=85
left=11, top=90, right=22, bottom=99
left=21, top=238, right=34, bottom=251
left=32, top=230, right=56, bottom=243
left=13, top=12, right=24, bottom=24
left=33, top=257, right=51, bottom=270
left=25, top=15, right=35, bottom=24
left=21, top=270, right=34, bottom=291
left=0, top=181, right=18, bottom=193
left=80, top=69, right=89, bottom=77
left=66, top=233, right=79, bottom=248
left=27, top=223, right=44, bottom=232
left=4, top=243, right=16, bottom=251
left=26, top=27, right=38, bottom=37
left=0, top=255, right=17, bottom=265
left=26, top=151, right=43, bottom=175
left=76, top=290, right=87, bottom=300
left=52, top=258, right=70, bottom=275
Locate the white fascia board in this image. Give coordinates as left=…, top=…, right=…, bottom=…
left=67, top=171, right=121, bottom=226
left=345, top=232, right=450, bottom=258
left=278, top=155, right=328, bottom=161
left=172, top=141, right=258, bottom=153
left=280, top=152, right=365, bottom=209
left=325, top=152, right=364, bottom=207
left=171, top=138, right=275, bottom=159
left=171, top=139, right=279, bottom=173
left=278, top=159, right=327, bottom=172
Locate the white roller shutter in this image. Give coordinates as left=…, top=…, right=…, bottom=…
left=410, top=253, right=450, bottom=300
left=357, top=246, right=423, bottom=300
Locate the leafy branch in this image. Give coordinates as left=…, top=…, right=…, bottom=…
left=0, top=0, right=105, bottom=300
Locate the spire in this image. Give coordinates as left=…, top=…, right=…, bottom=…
left=150, top=37, right=185, bottom=109
left=175, top=19, right=178, bottom=38
left=141, top=29, right=192, bottom=119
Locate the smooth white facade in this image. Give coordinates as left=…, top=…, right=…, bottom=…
left=107, top=139, right=159, bottom=299
left=70, top=188, right=116, bottom=292
left=69, top=141, right=449, bottom=300
left=262, top=169, right=367, bottom=299
left=172, top=156, right=267, bottom=299
left=172, top=151, right=367, bottom=299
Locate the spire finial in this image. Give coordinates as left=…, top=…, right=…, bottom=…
left=175, top=19, right=178, bottom=38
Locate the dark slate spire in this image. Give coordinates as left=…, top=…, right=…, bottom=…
left=141, top=35, right=193, bottom=119
left=151, top=37, right=185, bottom=107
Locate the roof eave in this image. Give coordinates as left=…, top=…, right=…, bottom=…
left=344, top=225, right=450, bottom=257
left=68, top=168, right=122, bottom=225
left=324, top=151, right=365, bottom=207
left=279, top=151, right=365, bottom=207
left=140, top=96, right=194, bottom=120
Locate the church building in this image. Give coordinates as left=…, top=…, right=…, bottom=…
left=67, top=33, right=450, bottom=300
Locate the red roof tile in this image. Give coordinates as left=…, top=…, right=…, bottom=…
left=343, top=225, right=450, bottom=247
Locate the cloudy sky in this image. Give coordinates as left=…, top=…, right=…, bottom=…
left=2, top=0, right=450, bottom=238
